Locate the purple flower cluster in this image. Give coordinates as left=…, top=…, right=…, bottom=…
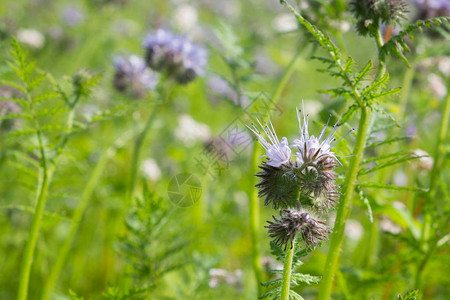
left=143, top=29, right=208, bottom=84
left=250, top=105, right=353, bottom=249
left=412, top=0, right=450, bottom=19
left=113, top=55, right=158, bottom=98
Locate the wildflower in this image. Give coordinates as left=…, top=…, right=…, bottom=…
left=266, top=209, right=331, bottom=249
left=141, top=158, right=162, bottom=182
left=255, top=163, right=300, bottom=209
left=113, top=55, right=158, bottom=98
left=174, top=114, right=211, bottom=146
left=62, top=5, right=85, bottom=27
left=247, top=120, right=291, bottom=168
left=412, top=0, right=450, bottom=20
left=249, top=105, right=352, bottom=213
left=17, top=28, right=45, bottom=49
left=293, top=108, right=353, bottom=213
left=143, top=29, right=208, bottom=84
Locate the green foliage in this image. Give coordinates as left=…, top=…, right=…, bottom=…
left=381, top=17, right=450, bottom=67
left=116, top=187, right=188, bottom=290
left=397, top=289, right=419, bottom=300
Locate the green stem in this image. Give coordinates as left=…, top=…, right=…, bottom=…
left=41, top=131, right=133, bottom=299
left=415, top=87, right=450, bottom=289
left=126, top=104, right=160, bottom=207
left=17, top=87, right=80, bottom=300
left=280, top=245, right=295, bottom=300
left=318, top=106, right=372, bottom=300
left=397, top=63, right=416, bottom=120
left=17, top=168, right=50, bottom=300
left=249, top=46, right=303, bottom=295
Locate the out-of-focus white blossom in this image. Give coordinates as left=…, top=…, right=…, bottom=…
left=380, top=216, right=402, bottom=234
left=174, top=114, right=211, bottom=146
left=173, top=4, right=198, bottom=32
left=17, top=28, right=45, bottom=49
left=413, top=149, right=433, bottom=171
left=141, top=158, right=162, bottom=181
left=272, top=13, right=298, bottom=33
left=345, top=219, right=363, bottom=240
left=428, top=73, right=447, bottom=98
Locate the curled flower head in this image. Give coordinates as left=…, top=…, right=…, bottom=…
left=143, top=29, right=208, bottom=84
left=113, top=55, right=158, bottom=98
left=292, top=107, right=353, bottom=213
left=255, top=163, right=299, bottom=209
left=266, top=209, right=331, bottom=250
left=248, top=120, right=291, bottom=168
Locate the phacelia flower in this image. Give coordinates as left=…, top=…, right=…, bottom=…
left=143, top=29, right=208, bottom=84
left=248, top=120, right=291, bottom=168
left=113, top=55, right=158, bottom=98
left=412, top=0, right=450, bottom=20
left=293, top=108, right=353, bottom=213
left=249, top=104, right=353, bottom=214
left=266, top=209, right=331, bottom=249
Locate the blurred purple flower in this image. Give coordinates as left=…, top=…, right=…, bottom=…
left=113, top=55, right=158, bottom=98
left=411, top=0, right=450, bottom=19
left=62, top=5, right=85, bottom=27
left=143, top=29, right=208, bottom=84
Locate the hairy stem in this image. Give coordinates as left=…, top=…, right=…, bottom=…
left=249, top=46, right=303, bottom=295
left=42, top=131, right=133, bottom=299
left=318, top=106, right=372, bottom=299
left=415, top=87, right=450, bottom=289
left=280, top=245, right=295, bottom=300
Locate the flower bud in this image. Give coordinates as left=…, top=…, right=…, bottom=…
left=266, top=209, right=331, bottom=249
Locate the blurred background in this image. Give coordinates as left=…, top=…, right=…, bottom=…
left=0, top=0, right=449, bottom=299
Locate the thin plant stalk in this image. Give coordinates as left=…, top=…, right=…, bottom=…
left=280, top=245, right=295, bottom=300
left=42, top=130, right=134, bottom=299
left=18, top=93, right=78, bottom=300
left=415, top=87, right=450, bottom=289
left=318, top=26, right=385, bottom=299
left=126, top=105, right=160, bottom=207
left=249, top=46, right=303, bottom=294
left=318, top=107, right=372, bottom=299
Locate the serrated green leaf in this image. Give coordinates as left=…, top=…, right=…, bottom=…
left=358, top=153, right=426, bottom=175
left=357, top=182, right=427, bottom=192
left=290, top=273, right=321, bottom=285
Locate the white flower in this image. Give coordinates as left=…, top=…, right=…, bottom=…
left=248, top=120, right=291, bottom=167
left=17, top=29, right=45, bottom=49
left=141, top=158, right=162, bottom=182
left=174, top=114, right=211, bottom=146
left=293, top=103, right=353, bottom=166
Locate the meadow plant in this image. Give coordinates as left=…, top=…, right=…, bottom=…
left=0, top=1, right=449, bottom=299
left=249, top=108, right=352, bottom=299
left=0, top=40, right=99, bottom=300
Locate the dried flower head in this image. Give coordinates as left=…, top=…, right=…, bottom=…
left=113, top=55, right=158, bottom=98
left=143, top=29, right=208, bottom=84
left=266, top=209, right=331, bottom=250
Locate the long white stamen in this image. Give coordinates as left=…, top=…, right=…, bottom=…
left=330, top=128, right=355, bottom=148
